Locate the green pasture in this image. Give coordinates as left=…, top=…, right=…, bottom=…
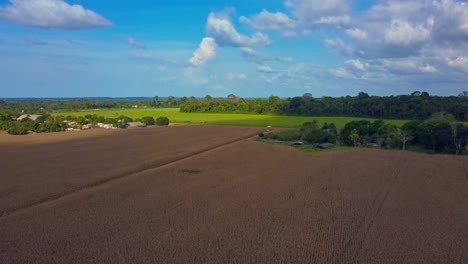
left=55, top=108, right=409, bottom=128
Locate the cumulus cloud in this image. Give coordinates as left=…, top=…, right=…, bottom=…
left=285, top=0, right=351, bottom=27
left=206, top=11, right=272, bottom=48
left=431, top=0, right=468, bottom=43
left=127, top=38, right=146, bottom=49
left=345, top=60, right=367, bottom=71
left=257, top=66, right=274, bottom=73
left=447, top=56, right=468, bottom=72
left=378, top=59, right=439, bottom=75
left=384, top=19, right=431, bottom=47
left=239, top=9, right=297, bottom=37
left=332, top=56, right=440, bottom=83
left=419, top=64, right=438, bottom=73
left=0, top=0, right=112, bottom=30
left=345, top=28, right=367, bottom=40
left=329, top=0, right=468, bottom=59
left=189, top=37, right=217, bottom=66
left=314, top=15, right=350, bottom=26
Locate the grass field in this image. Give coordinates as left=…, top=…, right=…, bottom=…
left=56, top=108, right=408, bottom=128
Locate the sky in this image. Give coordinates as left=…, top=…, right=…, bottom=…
left=0, top=0, right=468, bottom=98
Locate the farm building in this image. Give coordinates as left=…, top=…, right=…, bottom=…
left=16, top=114, right=42, bottom=121
left=126, top=122, right=146, bottom=128
left=97, top=123, right=114, bottom=129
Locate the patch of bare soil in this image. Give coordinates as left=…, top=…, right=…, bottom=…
left=0, top=136, right=466, bottom=264
left=0, top=125, right=263, bottom=216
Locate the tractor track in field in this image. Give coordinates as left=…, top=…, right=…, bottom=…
left=336, top=156, right=409, bottom=263
left=0, top=132, right=260, bottom=220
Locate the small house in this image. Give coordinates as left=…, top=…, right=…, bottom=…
left=17, top=114, right=42, bottom=121
left=126, top=122, right=146, bottom=128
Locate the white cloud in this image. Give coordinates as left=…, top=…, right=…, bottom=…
left=431, top=0, right=468, bottom=43
left=447, top=56, right=468, bottom=72
left=0, top=0, right=112, bottom=30
left=189, top=37, right=217, bottom=66
left=365, top=1, right=425, bottom=21
left=345, top=28, right=367, bottom=40
left=384, top=19, right=431, bottom=46
left=127, top=38, right=146, bottom=49
left=345, top=60, right=366, bottom=71
left=206, top=11, right=272, bottom=48
left=314, top=15, right=350, bottom=26
left=335, top=0, right=468, bottom=59
left=257, top=66, right=274, bottom=73
left=285, top=0, right=351, bottom=27
left=419, top=64, right=437, bottom=73
left=239, top=9, right=297, bottom=37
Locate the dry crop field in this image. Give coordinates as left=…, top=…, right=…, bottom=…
left=0, top=126, right=467, bottom=264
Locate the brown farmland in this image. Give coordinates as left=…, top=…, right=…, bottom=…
left=0, top=126, right=467, bottom=264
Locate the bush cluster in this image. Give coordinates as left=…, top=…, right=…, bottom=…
left=156, top=116, right=170, bottom=126
left=261, top=114, right=467, bottom=154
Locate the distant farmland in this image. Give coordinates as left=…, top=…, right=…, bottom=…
left=0, top=126, right=466, bottom=263
left=56, top=108, right=408, bottom=128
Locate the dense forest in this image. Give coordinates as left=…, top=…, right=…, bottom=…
left=2, top=92, right=467, bottom=121
left=180, top=92, right=468, bottom=121
left=0, top=96, right=186, bottom=115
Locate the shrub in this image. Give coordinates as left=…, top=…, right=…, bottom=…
left=263, top=130, right=301, bottom=141
left=141, top=116, right=155, bottom=126
left=304, top=129, right=336, bottom=144
left=156, top=116, right=170, bottom=126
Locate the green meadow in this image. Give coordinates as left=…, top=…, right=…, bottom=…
left=56, top=108, right=409, bottom=128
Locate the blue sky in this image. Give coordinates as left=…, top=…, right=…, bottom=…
left=1, top=0, right=468, bottom=98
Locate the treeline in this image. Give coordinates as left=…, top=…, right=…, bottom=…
left=0, top=96, right=188, bottom=114
left=262, top=113, right=467, bottom=154
left=0, top=114, right=168, bottom=135
left=181, top=92, right=468, bottom=121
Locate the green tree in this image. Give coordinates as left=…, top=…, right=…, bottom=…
left=156, top=116, right=170, bottom=126
left=349, top=129, right=360, bottom=147
left=227, top=94, right=239, bottom=103
left=152, top=96, right=160, bottom=107
left=141, top=116, right=155, bottom=126
left=419, top=120, right=453, bottom=153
